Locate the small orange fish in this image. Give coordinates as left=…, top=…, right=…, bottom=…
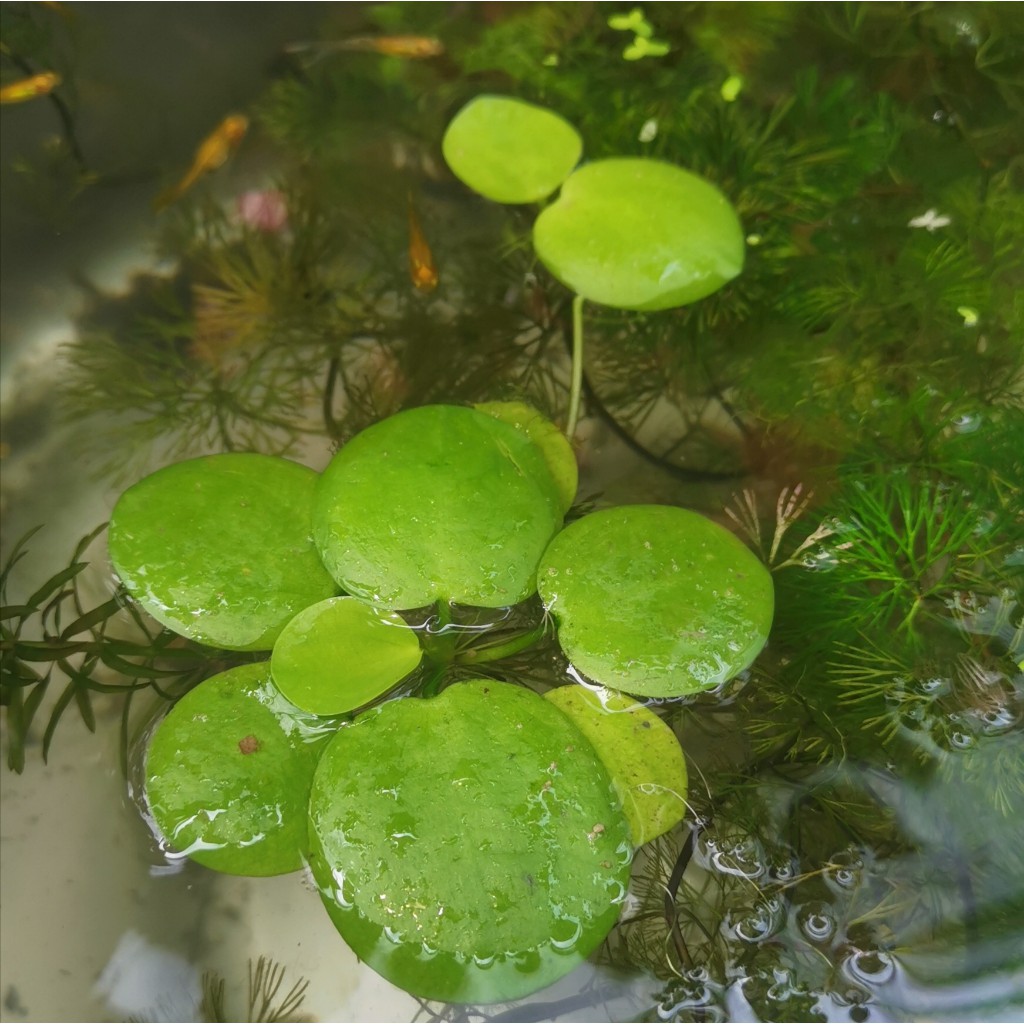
left=286, top=35, right=444, bottom=60
left=407, top=195, right=438, bottom=293
left=154, top=113, right=249, bottom=211
left=0, top=71, right=61, bottom=105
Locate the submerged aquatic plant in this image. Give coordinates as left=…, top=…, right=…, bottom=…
left=770, top=469, right=1016, bottom=648
left=0, top=524, right=231, bottom=774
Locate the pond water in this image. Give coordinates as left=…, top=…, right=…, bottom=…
left=1, top=4, right=1022, bottom=1023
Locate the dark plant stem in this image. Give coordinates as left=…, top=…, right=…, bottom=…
left=457, top=623, right=547, bottom=665
left=322, top=356, right=343, bottom=439
left=5, top=49, right=88, bottom=173
left=419, top=601, right=458, bottom=696
left=558, top=316, right=746, bottom=484
left=664, top=820, right=703, bottom=972
left=419, top=662, right=447, bottom=699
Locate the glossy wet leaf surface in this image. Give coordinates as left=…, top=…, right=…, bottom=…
left=145, top=663, right=330, bottom=876
left=545, top=685, right=688, bottom=846
left=307, top=680, right=632, bottom=1003
left=271, top=596, right=422, bottom=715
left=538, top=506, right=774, bottom=696
left=313, top=405, right=564, bottom=609
left=442, top=95, right=583, bottom=204
left=108, top=453, right=337, bottom=650
left=474, top=401, right=578, bottom=514
left=533, top=158, right=745, bottom=310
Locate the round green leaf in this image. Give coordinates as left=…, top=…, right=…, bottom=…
left=533, top=158, right=745, bottom=311
left=538, top=506, right=773, bottom=696
left=313, top=405, right=564, bottom=610
left=474, top=401, right=578, bottom=514
left=109, top=453, right=337, bottom=651
left=308, top=680, right=631, bottom=1003
left=442, top=95, right=583, bottom=204
left=545, top=685, right=688, bottom=846
left=271, top=597, right=421, bottom=715
left=145, top=663, right=330, bottom=876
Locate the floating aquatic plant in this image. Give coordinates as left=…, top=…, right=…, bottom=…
left=538, top=505, right=773, bottom=697
left=145, top=662, right=330, bottom=876
left=95, top=401, right=770, bottom=1002
left=271, top=596, right=422, bottom=715
left=533, top=158, right=744, bottom=311
left=545, top=684, right=689, bottom=845
left=441, top=94, right=582, bottom=204
left=442, top=93, right=746, bottom=439
left=309, top=679, right=632, bottom=1002
left=312, top=404, right=566, bottom=609
left=108, top=453, right=337, bottom=650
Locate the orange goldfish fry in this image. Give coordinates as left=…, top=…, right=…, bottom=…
left=0, top=71, right=61, bottom=105
left=407, top=194, right=438, bottom=293
left=286, top=35, right=444, bottom=61
left=153, top=113, right=249, bottom=212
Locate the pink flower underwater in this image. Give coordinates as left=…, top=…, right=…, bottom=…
left=236, top=189, right=289, bottom=232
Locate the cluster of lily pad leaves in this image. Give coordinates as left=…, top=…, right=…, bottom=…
left=109, top=96, right=774, bottom=1006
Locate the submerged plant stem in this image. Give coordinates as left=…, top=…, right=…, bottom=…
left=420, top=662, right=447, bottom=698
left=565, top=293, right=585, bottom=439
left=664, top=821, right=701, bottom=972
left=458, top=623, right=547, bottom=665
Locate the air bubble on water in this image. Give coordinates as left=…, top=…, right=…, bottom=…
left=797, top=901, right=836, bottom=942
left=900, top=702, right=925, bottom=723
left=700, top=833, right=766, bottom=879
left=919, top=676, right=949, bottom=698
left=884, top=674, right=912, bottom=706
left=331, top=868, right=353, bottom=909
left=766, top=966, right=799, bottom=1002
left=952, top=411, right=981, bottom=434
left=825, top=848, right=865, bottom=893
left=726, top=899, right=783, bottom=943
left=549, top=915, right=582, bottom=951
left=948, top=728, right=975, bottom=750
left=844, top=949, right=896, bottom=986
left=768, top=851, right=798, bottom=883
left=980, top=704, right=1020, bottom=733
left=803, top=548, right=838, bottom=571
left=656, top=967, right=721, bottom=1021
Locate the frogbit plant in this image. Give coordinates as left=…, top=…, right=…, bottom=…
left=441, top=94, right=745, bottom=437
left=114, top=91, right=760, bottom=1007
left=111, top=400, right=772, bottom=1004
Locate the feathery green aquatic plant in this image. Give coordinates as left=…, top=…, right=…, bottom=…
left=0, top=525, right=239, bottom=774
left=200, top=955, right=310, bottom=1023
